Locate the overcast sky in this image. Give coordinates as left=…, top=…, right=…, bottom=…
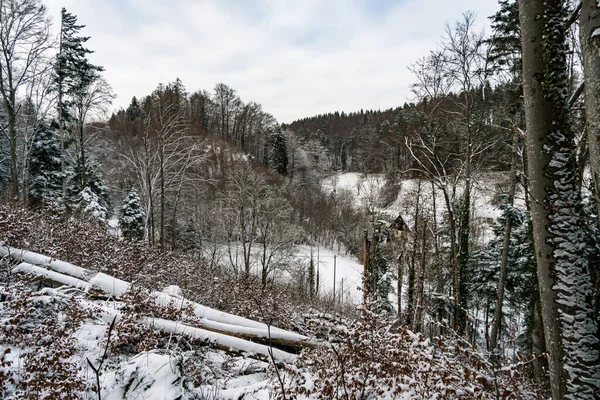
left=43, top=0, right=500, bottom=123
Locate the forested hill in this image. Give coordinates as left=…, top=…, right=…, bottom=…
left=284, top=82, right=519, bottom=176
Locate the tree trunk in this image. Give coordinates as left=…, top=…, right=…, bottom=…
left=580, top=0, right=600, bottom=375
left=441, top=188, right=459, bottom=332
left=159, top=142, right=165, bottom=251
left=457, top=131, right=471, bottom=335
left=58, top=16, right=66, bottom=200
left=413, top=219, right=427, bottom=333
left=490, top=128, right=519, bottom=355
left=6, top=99, right=18, bottom=200
left=581, top=0, right=600, bottom=229
left=397, top=249, right=403, bottom=318
left=520, top=0, right=600, bottom=397
left=80, top=120, right=86, bottom=187
left=407, top=180, right=422, bottom=324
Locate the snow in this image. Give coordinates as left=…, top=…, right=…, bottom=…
left=101, top=352, right=189, bottom=400
left=592, top=27, right=600, bottom=38
left=162, top=285, right=183, bottom=297
left=322, top=172, right=385, bottom=206
left=150, top=318, right=297, bottom=363
left=89, top=272, right=131, bottom=298
left=1, top=246, right=90, bottom=279
left=10, top=250, right=310, bottom=345
left=12, top=262, right=91, bottom=292
left=153, top=290, right=311, bottom=343
left=294, top=245, right=364, bottom=304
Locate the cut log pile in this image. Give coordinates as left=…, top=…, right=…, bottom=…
left=1, top=246, right=315, bottom=363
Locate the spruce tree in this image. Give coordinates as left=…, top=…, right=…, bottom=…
left=268, top=126, right=288, bottom=175
left=119, top=187, right=145, bottom=240
left=28, top=121, right=63, bottom=206
left=79, top=186, right=108, bottom=222
left=370, top=223, right=393, bottom=313
left=54, top=7, right=104, bottom=193
left=126, top=96, right=142, bottom=120
left=180, top=218, right=200, bottom=250
left=69, top=160, right=110, bottom=220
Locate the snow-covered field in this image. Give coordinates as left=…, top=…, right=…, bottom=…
left=294, top=244, right=364, bottom=303
left=207, top=242, right=365, bottom=304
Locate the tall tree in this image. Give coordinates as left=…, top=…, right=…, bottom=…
left=119, top=186, right=145, bottom=240
left=69, top=75, right=113, bottom=191
left=268, top=125, right=289, bottom=175
left=442, top=11, right=491, bottom=333
left=581, top=0, right=600, bottom=227
left=0, top=0, right=52, bottom=200
left=519, top=0, right=600, bottom=397
left=54, top=7, right=104, bottom=194
left=28, top=120, right=62, bottom=205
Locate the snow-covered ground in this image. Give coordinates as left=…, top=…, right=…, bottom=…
left=212, top=172, right=520, bottom=307
left=323, top=171, right=525, bottom=244
left=294, top=244, right=364, bottom=304
left=1, top=246, right=311, bottom=399
left=207, top=242, right=365, bottom=304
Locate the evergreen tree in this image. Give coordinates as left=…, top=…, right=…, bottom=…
left=28, top=121, right=63, bottom=206
left=54, top=7, right=104, bottom=192
left=69, top=160, right=110, bottom=220
left=180, top=218, right=200, bottom=250
left=268, top=126, right=288, bottom=175
left=79, top=186, right=108, bottom=222
left=126, top=96, right=142, bottom=120
left=119, top=187, right=145, bottom=240
left=488, top=0, right=521, bottom=76
left=468, top=203, right=535, bottom=351
left=370, top=222, right=394, bottom=313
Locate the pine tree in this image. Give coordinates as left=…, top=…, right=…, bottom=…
left=180, top=218, right=200, bottom=250
left=268, top=126, right=288, bottom=175
left=54, top=7, right=104, bottom=192
left=69, top=160, right=110, bottom=220
left=370, top=222, right=394, bottom=313
left=126, top=96, right=142, bottom=120
left=469, top=203, right=535, bottom=352
left=28, top=121, right=63, bottom=206
left=119, top=187, right=145, bottom=240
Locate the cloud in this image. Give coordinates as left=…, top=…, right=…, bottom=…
left=42, top=0, right=500, bottom=123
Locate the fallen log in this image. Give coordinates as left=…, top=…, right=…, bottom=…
left=149, top=317, right=298, bottom=363
left=10, top=256, right=317, bottom=352
left=1, top=246, right=90, bottom=280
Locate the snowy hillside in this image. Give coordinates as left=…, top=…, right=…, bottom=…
left=322, top=171, right=525, bottom=243
left=0, top=245, right=538, bottom=399
left=0, top=246, right=309, bottom=399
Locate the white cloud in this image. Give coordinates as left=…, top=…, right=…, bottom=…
left=42, top=0, right=500, bottom=123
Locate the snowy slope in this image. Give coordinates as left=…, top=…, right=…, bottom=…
left=0, top=247, right=312, bottom=399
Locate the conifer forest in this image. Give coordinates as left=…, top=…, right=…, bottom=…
left=0, top=0, right=599, bottom=398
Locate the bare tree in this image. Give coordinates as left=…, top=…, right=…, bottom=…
left=0, top=0, right=52, bottom=200
left=442, top=11, right=492, bottom=334
left=221, top=163, right=269, bottom=278
left=70, top=75, right=114, bottom=187
left=124, top=96, right=204, bottom=248
left=256, top=193, right=296, bottom=287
